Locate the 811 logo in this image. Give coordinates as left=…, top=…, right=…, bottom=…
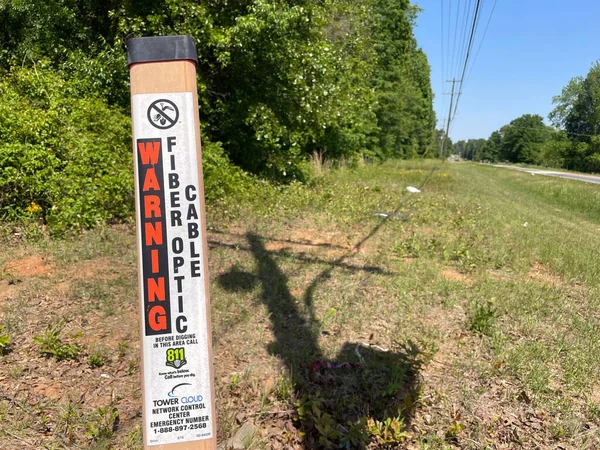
left=166, top=347, right=187, bottom=369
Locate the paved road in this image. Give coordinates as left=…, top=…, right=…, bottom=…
left=492, top=164, right=600, bottom=185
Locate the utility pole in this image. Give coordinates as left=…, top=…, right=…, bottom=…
left=441, top=79, right=460, bottom=159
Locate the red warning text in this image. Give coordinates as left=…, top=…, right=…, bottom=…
left=137, top=138, right=172, bottom=335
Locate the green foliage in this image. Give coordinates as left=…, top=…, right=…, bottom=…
left=500, top=115, right=549, bottom=163
left=366, top=414, right=410, bottom=445
left=34, top=321, right=81, bottom=361
left=371, top=1, right=435, bottom=159
left=0, top=0, right=435, bottom=231
left=445, top=419, right=464, bottom=442
left=296, top=394, right=341, bottom=449
left=464, top=59, right=600, bottom=173
left=275, top=375, right=294, bottom=402
left=86, top=405, right=119, bottom=442
left=0, top=64, right=133, bottom=233
left=0, top=325, right=10, bottom=354
left=467, top=300, right=498, bottom=336
left=88, top=349, right=107, bottom=368
left=201, top=140, right=253, bottom=204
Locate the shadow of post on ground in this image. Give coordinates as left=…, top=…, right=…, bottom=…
left=217, top=231, right=428, bottom=449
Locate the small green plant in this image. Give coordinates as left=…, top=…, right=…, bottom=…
left=127, top=359, right=137, bottom=375
left=86, top=405, right=119, bottom=442
left=451, top=242, right=477, bottom=271
left=34, top=321, right=81, bottom=361
left=88, top=348, right=107, bottom=368
left=57, top=401, right=81, bottom=445
left=320, top=307, right=337, bottom=329
left=366, top=414, right=410, bottom=445
left=229, top=373, right=242, bottom=389
left=396, top=233, right=422, bottom=258
left=296, top=394, right=341, bottom=449
left=467, top=300, right=498, bottom=336
left=275, top=374, right=294, bottom=402
left=0, top=325, right=11, bottom=354
left=445, top=420, right=464, bottom=442
left=125, top=424, right=143, bottom=449
left=383, top=363, right=408, bottom=397
left=117, top=340, right=129, bottom=358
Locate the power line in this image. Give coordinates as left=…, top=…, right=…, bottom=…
left=449, top=0, right=463, bottom=82
left=453, top=0, right=473, bottom=80
left=464, top=0, right=498, bottom=86
left=452, top=0, right=483, bottom=121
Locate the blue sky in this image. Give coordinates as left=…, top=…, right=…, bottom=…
left=414, top=0, right=600, bottom=142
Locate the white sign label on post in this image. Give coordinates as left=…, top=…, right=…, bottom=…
left=133, top=92, right=213, bottom=446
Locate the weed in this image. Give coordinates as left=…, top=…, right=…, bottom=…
left=117, top=340, right=129, bottom=358
left=88, top=348, right=107, bottom=368
left=229, top=373, right=242, bottom=389
left=467, top=300, right=498, bottom=336
left=450, top=242, right=477, bottom=271
left=396, top=233, right=422, bottom=258
left=0, top=325, right=11, bottom=354
left=383, top=363, right=409, bottom=397
left=86, top=405, right=119, bottom=442
left=296, top=395, right=341, bottom=448
left=366, top=414, right=410, bottom=445
left=445, top=420, right=464, bottom=442
left=1, top=297, right=27, bottom=334
left=320, top=307, right=337, bottom=328
left=124, top=425, right=143, bottom=449
left=275, top=374, right=294, bottom=402
left=56, top=401, right=81, bottom=445
left=127, top=359, right=137, bottom=375
left=8, top=364, right=24, bottom=379
left=34, top=321, right=81, bottom=361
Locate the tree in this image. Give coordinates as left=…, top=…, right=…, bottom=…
left=454, top=140, right=467, bottom=158
left=0, top=0, right=438, bottom=230
left=561, top=62, right=600, bottom=138
left=549, top=76, right=584, bottom=130
left=499, top=114, right=548, bottom=163
left=481, top=131, right=501, bottom=162
left=549, top=61, right=600, bottom=172
left=370, top=0, right=435, bottom=159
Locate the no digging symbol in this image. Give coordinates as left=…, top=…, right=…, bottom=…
left=147, top=99, right=179, bottom=129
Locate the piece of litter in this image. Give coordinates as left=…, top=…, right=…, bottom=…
left=359, top=342, right=389, bottom=353
left=100, top=374, right=110, bottom=379
left=373, top=212, right=389, bottom=218
left=523, top=222, right=528, bottom=227
left=406, top=186, right=421, bottom=193
left=354, top=345, right=365, bottom=364
left=354, top=342, right=390, bottom=364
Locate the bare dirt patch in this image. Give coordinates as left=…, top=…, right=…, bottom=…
left=441, top=267, right=473, bottom=285
left=5, top=256, right=54, bottom=277
left=528, top=262, right=562, bottom=286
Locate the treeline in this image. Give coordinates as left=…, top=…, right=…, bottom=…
left=456, top=61, right=600, bottom=172
left=0, top=0, right=435, bottom=232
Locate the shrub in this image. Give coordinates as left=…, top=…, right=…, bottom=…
left=0, top=64, right=133, bottom=234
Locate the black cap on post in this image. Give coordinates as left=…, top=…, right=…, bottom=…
left=127, top=35, right=198, bottom=66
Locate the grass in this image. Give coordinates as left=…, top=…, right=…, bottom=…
left=1, top=160, right=600, bottom=448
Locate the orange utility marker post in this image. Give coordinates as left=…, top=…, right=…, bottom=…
left=128, top=36, right=217, bottom=450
